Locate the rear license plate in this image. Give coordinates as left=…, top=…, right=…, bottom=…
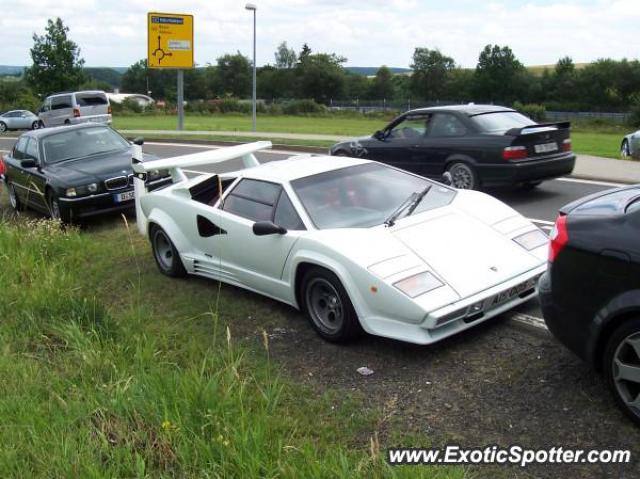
left=490, top=277, right=538, bottom=307
left=113, top=190, right=135, bottom=203
left=534, top=142, right=558, bottom=154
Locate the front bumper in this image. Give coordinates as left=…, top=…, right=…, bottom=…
left=361, top=264, right=546, bottom=345
left=478, top=153, right=576, bottom=187
left=58, top=177, right=170, bottom=219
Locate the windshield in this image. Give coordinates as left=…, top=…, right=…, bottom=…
left=471, top=111, right=536, bottom=133
left=42, top=126, right=130, bottom=164
left=291, top=163, right=456, bottom=229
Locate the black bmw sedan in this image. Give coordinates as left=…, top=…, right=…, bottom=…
left=539, top=186, right=640, bottom=424
left=329, top=104, right=576, bottom=190
left=2, top=124, right=169, bottom=222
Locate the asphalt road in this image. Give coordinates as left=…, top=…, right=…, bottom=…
left=0, top=136, right=622, bottom=328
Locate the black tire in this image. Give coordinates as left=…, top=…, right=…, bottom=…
left=38, top=120, right=45, bottom=129
left=31, top=121, right=40, bottom=130
left=7, top=181, right=24, bottom=211
left=0, top=122, right=7, bottom=133
left=150, top=224, right=187, bottom=277
left=603, top=318, right=640, bottom=426
left=447, top=161, right=479, bottom=190
left=301, top=266, right=363, bottom=342
left=621, top=140, right=631, bottom=159
left=64, top=119, right=71, bottom=125
left=47, top=189, right=70, bottom=223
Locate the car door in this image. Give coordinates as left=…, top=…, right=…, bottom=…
left=422, top=112, right=474, bottom=177
left=49, top=95, right=73, bottom=126
left=364, top=114, right=431, bottom=175
left=39, top=99, right=52, bottom=126
left=20, top=137, right=48, bottom=211
left=195, top=178, right=305, bottom=300
left=3, top=111, right=20, bottom=129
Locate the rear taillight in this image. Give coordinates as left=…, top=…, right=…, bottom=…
left=107, top=105, right=112, bottom=115
left=548, top=214, right=568, bottom=262
left=562, top=138, right=571, bottom=152
left=502, top=145, right=528, bottom=161
left=0, top=156, right=5, bottom=176
left=73, top=108, right=80, bottom=118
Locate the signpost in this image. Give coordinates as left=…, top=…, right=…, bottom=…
left=147, top=12, right=194, bottom=130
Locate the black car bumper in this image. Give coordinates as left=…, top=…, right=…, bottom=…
left=478, top=153, right=576, bottom=187
left=57, top=178, right=171, bottom=219
left=538, top=270, right=596, bottom=365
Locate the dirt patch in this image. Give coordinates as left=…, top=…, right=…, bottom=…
left=221, top=285, right=640, bottom=479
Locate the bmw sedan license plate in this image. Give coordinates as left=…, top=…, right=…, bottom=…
left=113, top=190, right=135, bottom=203
left=534, top=142, right=558, bottom=154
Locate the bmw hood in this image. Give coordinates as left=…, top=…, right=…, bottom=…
left=46, top=150, right=157, bottom=184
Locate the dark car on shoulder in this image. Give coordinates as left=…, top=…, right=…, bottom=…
left=539, top=186, right=640, bottom=424
left=2, top=123, right=170, bottom=223
left=329, top=104, right=576, bottom=190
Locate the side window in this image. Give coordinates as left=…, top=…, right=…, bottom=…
left=388, top=116, right=429, bottom=140
left=428, top=113, right=468, bottom=137
left=25, top=138, right=39, bottom=161
left=13, top=137, right=28, bottom=160
left=6, top=111, right=20, bottom=118
left=51, top=96, right=72, bottom=110
left=274, top=192, right=305, bottom=230
left=222, top=179, right=281, bottom=222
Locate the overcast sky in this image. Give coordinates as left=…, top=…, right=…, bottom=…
left=2, top=0, right=639, bottom=68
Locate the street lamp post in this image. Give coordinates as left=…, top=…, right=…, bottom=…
left=245, top=3, right=257, bottom=132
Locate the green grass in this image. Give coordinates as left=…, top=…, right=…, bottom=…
left=0, top=208, right=464, bottom=478
left=113, top=113, right=388, bottom=137
left=113, top=113, right=632, bottom=160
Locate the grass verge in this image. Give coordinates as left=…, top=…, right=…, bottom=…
left=0, top=209, right=463, bottom=478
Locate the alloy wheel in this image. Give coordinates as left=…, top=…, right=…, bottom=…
left=305, top=277, right=345, bottom=335
left=612, top=332, right=640, bottom=419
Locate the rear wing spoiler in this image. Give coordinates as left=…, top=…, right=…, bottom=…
left=505, top=121, right=571, bottom=136
left=131, top=140, right=272, bottom=235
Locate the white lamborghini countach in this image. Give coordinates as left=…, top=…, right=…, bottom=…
left=131, top=141, right=547, bottom=344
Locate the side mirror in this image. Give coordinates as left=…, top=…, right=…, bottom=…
left=21, top=159, right=37, bottom=168
left=253, top=221, right=287, bottom=236
left=441, top=171, right=453, bottom=186
left=373, top=130, right=386, bottom=140
left=132, top=137, right=144, bottom=146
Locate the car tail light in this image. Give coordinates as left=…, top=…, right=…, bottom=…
left=73, top=108, right=81, bottom=118
left=502, top=146, right=528, bottom=161
left=548, top=214, right=568, bottom=262
left=0, top=156, right=5, bottom=176
left=562, top=138, right=572, bottom=152
left=108, top=105, right=112, bottom=114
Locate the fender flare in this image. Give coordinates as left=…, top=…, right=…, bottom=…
left=146, top=208, right=191, bottom=254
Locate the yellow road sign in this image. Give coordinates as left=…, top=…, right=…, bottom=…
left=147, top=12, right=194, bottom=69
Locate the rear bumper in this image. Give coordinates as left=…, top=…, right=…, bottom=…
left=478, top=153, right=576, bottom=187
left=538, top=270, right=593, bottom=364
left=57, top=177, right=170, bottom=219
left=69, top=114, right=112, bottom=126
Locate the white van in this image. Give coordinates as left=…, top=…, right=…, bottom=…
left=38, top=91, right=112, bottom=128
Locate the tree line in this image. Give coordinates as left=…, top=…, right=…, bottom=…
left=3, top=17, right=640, bottom=116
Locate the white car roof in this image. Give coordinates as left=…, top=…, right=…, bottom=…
left=237, top=154, right=370, bottom=183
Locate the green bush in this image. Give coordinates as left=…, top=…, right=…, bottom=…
left=513, top=101, right=547, bottom=122
left=281, top=99, right=327, bottom=115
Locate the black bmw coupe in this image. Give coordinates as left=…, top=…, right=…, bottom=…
left=330, top=104, right=576, bottom=190
left=2, top=123, right=169, bottom=222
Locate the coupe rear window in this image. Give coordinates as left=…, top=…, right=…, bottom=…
left=292, top=163, right=456, bottom=229
left=42, top=126, right=130, bottom=164
left=471, top=112, right=537, bottom=133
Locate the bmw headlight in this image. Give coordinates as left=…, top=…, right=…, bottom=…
left=513, top=229, right=548, bottom=251
left=394, top=271, right=443, bottom=298
left=66, top=183, right=98, bottom=197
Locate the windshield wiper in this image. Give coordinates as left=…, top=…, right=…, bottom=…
left=384, top=185, right=432, bottom=227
